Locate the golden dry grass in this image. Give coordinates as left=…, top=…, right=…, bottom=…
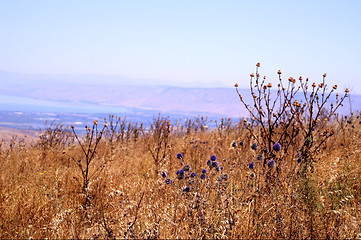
left=0, top=116, right=361, bottom=239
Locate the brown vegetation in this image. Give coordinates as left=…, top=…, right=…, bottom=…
left=0, top=65, right=360, bottom=239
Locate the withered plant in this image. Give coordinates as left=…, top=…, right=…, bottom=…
left=69, top=120, right=108, bottom=207
left=146, top=114, right=172, bottom=175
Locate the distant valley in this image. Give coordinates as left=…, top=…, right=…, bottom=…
left=0, top=69, right=359, bottom=131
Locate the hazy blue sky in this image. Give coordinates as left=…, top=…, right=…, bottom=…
left=0, top=0, right=360, bottom=92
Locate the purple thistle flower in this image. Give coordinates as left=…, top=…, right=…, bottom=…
left=249, top=162, right=255, bottom=169
left=177, top=174, right=185, bottom=180
left=177, top=153, right=183, bottom=159
left=297, top=158, right=303, bottom=163
left=200, top=173, right=206, bottom=179
left=210, top=155, right=217, bottom=161
left=239, top=140, right=244, bottom=146
left=207, top=160, right=212, bottom=166
left=232, top=141, right=237, bottom=148
left=212, top=161, right=219, bottom=168
left=190, top=172, right=197, bottom=178
left=251, top=143, right=258, bottom=150
left=202, top=168, right=207, bottom=174
left=257, top=154, right=264, bottom=161
left=176, top=169, right=185, bottom=175
left=267, top=159, right=276, bottom=168
left=263, top=148, right=269, bottom=154
left=165, top=178, right=172, bottom=184
left=273, top=143, right=281, bottom=152
left=161, top=171, right=167, bottom=178
left=183, top=164, right=191, bottom=171
left=250, top=172, right=255, bottom=178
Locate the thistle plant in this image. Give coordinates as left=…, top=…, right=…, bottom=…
left=146, top=114, right=172, bottom=175
left=235, top=63, right=348, bottom=239
left=235, top=63, right=348, bottom=171
left=69, top=120, right=108, bottom=208
left=103, top=115, right=144, bottom=143
left=39, top=121, right=74, bottom=153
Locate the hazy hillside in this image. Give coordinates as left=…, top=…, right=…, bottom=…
left=0, top=69, right=359, bottom=120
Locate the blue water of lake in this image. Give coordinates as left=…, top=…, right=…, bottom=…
left=0, top=95, right=128, bottom=113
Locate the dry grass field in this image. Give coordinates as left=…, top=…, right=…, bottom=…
left=1, top=66, right=360, bottom=239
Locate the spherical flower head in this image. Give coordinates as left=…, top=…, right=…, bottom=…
left=210, top=155, right=217, bottom=161
left=267, top=159, right=276, bottom=168
left=183, top=186, right=191, bottom=192
left=257, top=154, right=264, bottom=161
left=216, top=167, right=221, bottom=172
left=263, top=148, right=269, bottom=154
left=202, top=168, right=207, bottom=174
left=297, top=158, right=303, bottom=163
left=161, top=171, right=167, bottom=178
left=273, top=143, right=281, bottom=152
left=207, top=160, right=212, bottom=166
left=177, top=153, right=183, bottom=159
left=183, top=164, right=191, bottom=172
left=190, top=172, right=197, bottom=178
left=200, top=173, right=206, bottom=179
left=239, top=140, right=244, bottom=146
left=212, top=161, right=219, bottom=168
left=232, top=141, right=237, bottom=148
left=250, top=172, right=255, bottom=178
left=248, top=162, right=255, bottom=169
left=165, top=178, right=172, bottom=184
left=251, top=143, right=258, bottom=150
left=177, top=174, right=185, bottom=180
left=176, top=169, right=185, bottom=175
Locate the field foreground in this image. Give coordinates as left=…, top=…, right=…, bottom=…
left=0, top=114, right=361, bottom=239
left=1, top=66, right=361, bottom=239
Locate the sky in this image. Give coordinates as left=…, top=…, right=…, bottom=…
left=0, top=0, right=360, bottom=92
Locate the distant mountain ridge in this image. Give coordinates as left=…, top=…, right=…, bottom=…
left=0, top=70, right=359, bottom=119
